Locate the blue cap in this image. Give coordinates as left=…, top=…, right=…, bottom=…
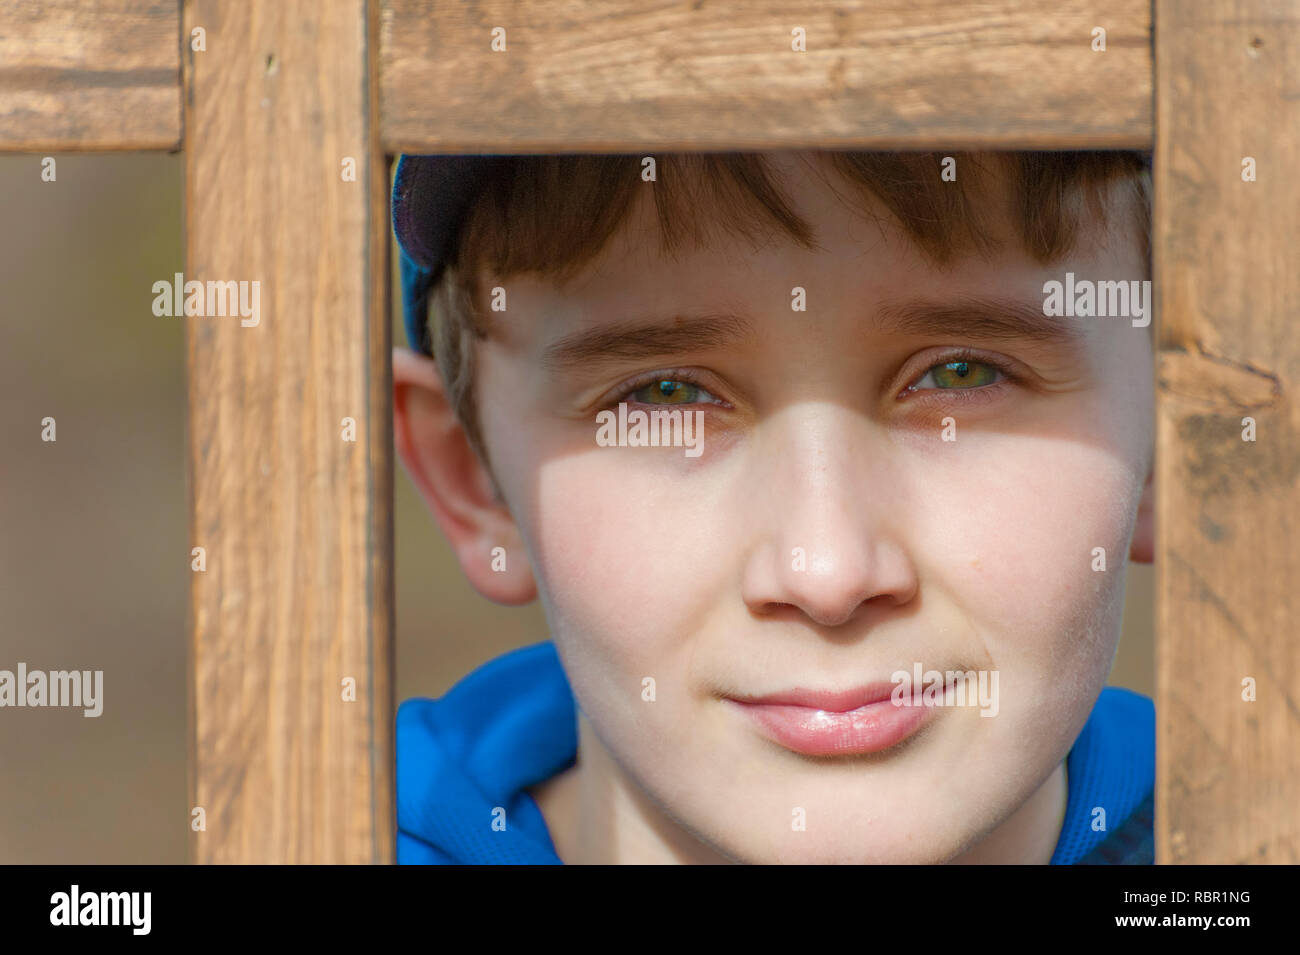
left=392, top=155, right=506, bottom=355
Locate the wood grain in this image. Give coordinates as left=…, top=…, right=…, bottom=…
left=0, top=0, right=181, bottom=151
left=185, top=0, right=394, bottom=863
left=1154, top=0, right=1300, bottom=864
left=381, top=0, right=1153, bottom=152
left=0, top=1, right=1152, bottom=153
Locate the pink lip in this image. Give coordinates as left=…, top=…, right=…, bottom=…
left=726, top=683, right=934, bottom=756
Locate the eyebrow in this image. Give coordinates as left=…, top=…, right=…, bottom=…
left=542, top=312, right=753, bottom=373
left=541, top=295, right=1084, bottom=374
left=873, top=295, right=1088, bottom=349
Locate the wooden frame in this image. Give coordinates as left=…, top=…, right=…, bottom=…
left=3, top=0, right=1295, bottom=864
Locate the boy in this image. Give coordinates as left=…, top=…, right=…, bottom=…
left=391, top=150, right=1155, bottom=864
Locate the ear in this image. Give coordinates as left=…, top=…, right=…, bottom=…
left=392, top=347, right=537, bottom=605
left=1128, top=463, right=1154, bottom=564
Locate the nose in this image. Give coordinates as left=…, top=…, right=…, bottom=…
left=739, top=406, right=919, bottom=629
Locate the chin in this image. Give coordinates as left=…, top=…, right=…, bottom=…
left=700, top=817, right=968, bottom=865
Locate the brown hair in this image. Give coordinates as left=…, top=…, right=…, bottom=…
left=425, top=151, right=1152, bottom=461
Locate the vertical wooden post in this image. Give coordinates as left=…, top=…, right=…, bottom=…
left=184, top=0, right=394, bottom=863
left=1154, top=1, right=1299, bottom=863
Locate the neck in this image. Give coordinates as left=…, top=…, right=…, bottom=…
left=529, top=711, right=734, bottom=864
left=949, top=760, right=1069, bottom=864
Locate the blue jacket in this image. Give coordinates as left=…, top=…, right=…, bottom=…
left=396, top=642, right=1155, bottom=864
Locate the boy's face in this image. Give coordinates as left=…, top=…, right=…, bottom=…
left=405, top=151, right=1154, bottom=863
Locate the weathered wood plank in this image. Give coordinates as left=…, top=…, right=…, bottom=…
left=1154, top=0, right=1300, bottom=864
left=0, top=1, right=1154, bottom=154
left=186, top=0, right=394, bottom=863
left=0, top=0, right=181, bottom=151
left=381, top=0, right=1152, bottom=152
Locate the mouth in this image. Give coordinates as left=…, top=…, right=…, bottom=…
left=725, top=682, right=938, bottom=757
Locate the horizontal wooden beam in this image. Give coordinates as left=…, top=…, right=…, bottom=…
left=381, top=0, right=1153, bottom=153
left=1, top=1, right=1152, bottom=154
left=0, top=0, right=181, bottom=151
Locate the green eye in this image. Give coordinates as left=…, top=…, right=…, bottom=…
left=630, top=379, right=701, bottom=404
left=916, top=360, right=1002, bottom=390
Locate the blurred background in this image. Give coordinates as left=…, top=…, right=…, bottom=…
left=0, top=153, right=1153, bottom=863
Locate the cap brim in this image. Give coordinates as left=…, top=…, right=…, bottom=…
left=391, top=154, right=502, bottom=354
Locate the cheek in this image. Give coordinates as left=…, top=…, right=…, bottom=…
left=518, top=448, right=732, bottom=688
left=908, top=429, right=1142, bottom=705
